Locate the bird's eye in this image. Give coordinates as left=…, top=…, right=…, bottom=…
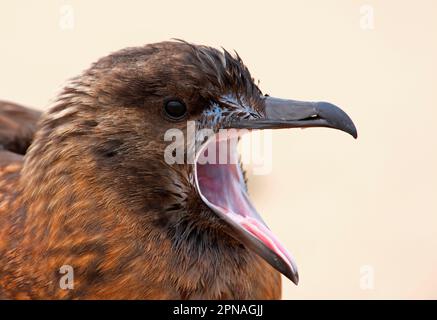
left=163, top=99, right=187, bottom=121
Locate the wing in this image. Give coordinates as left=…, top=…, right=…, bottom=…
left=0, top=100, right=41, bottom=155
left=0, top=101, right=40, bottom=298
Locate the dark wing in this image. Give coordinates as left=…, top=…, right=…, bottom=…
left=0, top=100, right=41, bottom=155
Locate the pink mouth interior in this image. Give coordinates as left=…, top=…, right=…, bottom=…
left=194, top=135, right=297, bottom=274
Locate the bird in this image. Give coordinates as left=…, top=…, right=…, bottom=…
left=0, top=40, right=357, bottom=299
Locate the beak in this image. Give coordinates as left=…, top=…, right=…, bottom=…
left=195, top=95, right=357, bottom=286
left=227, top=96, right=357, bottom=139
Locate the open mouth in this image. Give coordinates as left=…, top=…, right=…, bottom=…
left=193, top=96, right=357, bottom=285
left=194, top=134, right=299, bottom=284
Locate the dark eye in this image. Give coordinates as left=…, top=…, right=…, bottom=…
left=164, top=99, right=187, bottom=120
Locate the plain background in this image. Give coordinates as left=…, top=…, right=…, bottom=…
left=1, top=0, right=436, bottom=299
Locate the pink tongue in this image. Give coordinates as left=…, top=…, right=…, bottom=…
left=195, top=139, right=296, bottom=272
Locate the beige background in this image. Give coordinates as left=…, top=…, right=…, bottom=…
left=1, top=0, right=436, bottom=299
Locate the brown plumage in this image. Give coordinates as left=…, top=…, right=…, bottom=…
left=0, top=101, right=41, bottom=155
left=0, top=40, right=356, bottom=299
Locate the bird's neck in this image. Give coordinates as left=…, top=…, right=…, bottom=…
left=148, top=215, right=281, bottom=299
left=17, top=142, right=280, bottom=299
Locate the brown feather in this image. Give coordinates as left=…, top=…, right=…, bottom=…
left=0, top=101, right=41, bottom=154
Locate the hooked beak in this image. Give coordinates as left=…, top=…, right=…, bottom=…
left=227, top=96, right=357, bottom=139
left=195, top=95, right=357, bottom=285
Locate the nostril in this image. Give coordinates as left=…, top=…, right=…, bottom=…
left=301, top=114, right=320, bottom=121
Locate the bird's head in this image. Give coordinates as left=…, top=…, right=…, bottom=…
left=25, top=41, right=356, bottom=285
